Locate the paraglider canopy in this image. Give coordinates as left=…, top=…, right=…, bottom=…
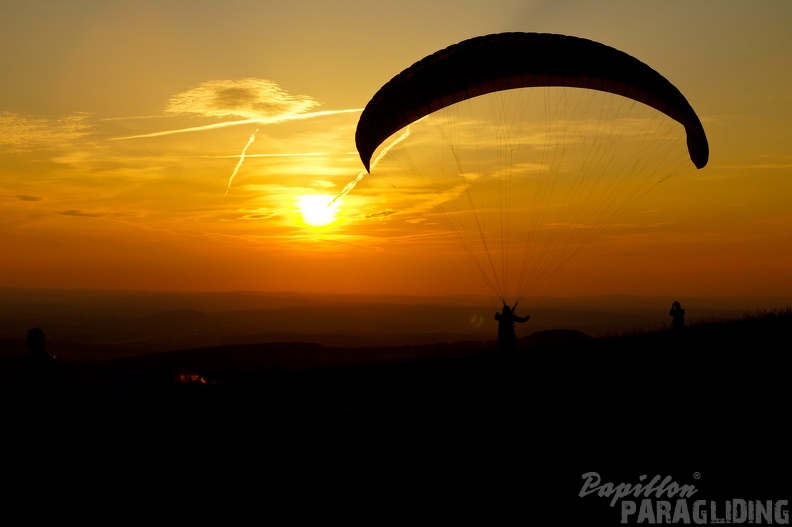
left=356, top=32, right=708, bottom=173
left=353, top=32, right=709, bottom=307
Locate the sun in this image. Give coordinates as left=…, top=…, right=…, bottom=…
left=296, top=194, right=341, bottom=227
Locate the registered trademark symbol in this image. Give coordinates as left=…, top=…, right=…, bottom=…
left=693, top=472, right=701, bottom=479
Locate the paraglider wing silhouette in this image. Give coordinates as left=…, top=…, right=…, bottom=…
left=355, top=32, right=709, bottom=173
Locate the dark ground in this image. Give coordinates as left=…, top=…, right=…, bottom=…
left=1, top=311, right=789, bottom=523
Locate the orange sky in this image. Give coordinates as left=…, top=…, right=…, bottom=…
left=2, top=1, right=791, bottom=307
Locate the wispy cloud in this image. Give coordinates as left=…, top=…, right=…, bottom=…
left=366, top=209, right=397, bottom=219
left=57, top=209, right=105, bottom=218
left=0, top=112, right=92, bottom=151
left=237, top=209, right=281, bottom=221
left=166, top=78, right=319, bottom=120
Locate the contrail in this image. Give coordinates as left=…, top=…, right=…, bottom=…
left=112, top=109, right=361, bottom=141
left=330, top=127, right=412, bottom=205
left=114, top=119, right=259, bottom=140
left=206, top=152, right=327, bottom=159
left=224, top=128, right=258, bottom=198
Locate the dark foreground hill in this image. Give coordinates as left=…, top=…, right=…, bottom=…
left=1, top=309, right=788, bottom=522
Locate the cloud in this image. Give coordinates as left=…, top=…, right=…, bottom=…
left=366, top=209, right=397, bottom=219
left=237, top=210, right=281, bottom=221
left=165, top=79, right=320, bottom=120
left=15, top=195, right=43, bottom=202
left=0, top=112, right=92, bottom=152
left=57, top=209, right=104, bottom=217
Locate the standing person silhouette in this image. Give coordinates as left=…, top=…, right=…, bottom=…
left=495, top=303, right=530, bottom=351
left=669, top=301, right=685, bottom=331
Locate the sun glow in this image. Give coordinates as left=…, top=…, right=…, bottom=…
left=296, top=194, right=341, bottom=227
